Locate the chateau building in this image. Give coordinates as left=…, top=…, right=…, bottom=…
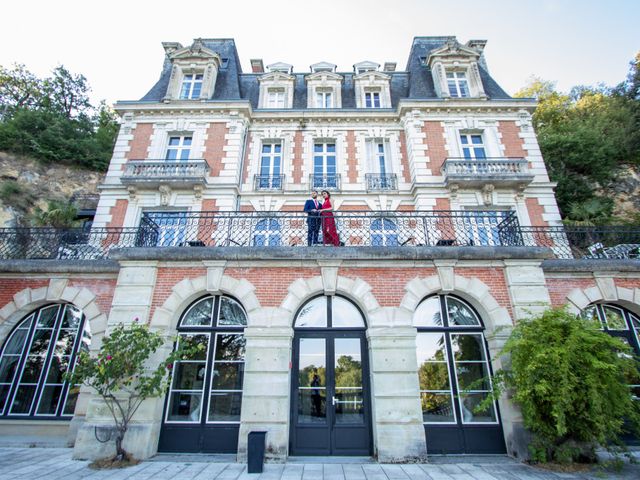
left=0, top=37, right=639, bottom=462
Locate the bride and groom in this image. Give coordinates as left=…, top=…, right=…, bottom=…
left=303, top=190, right=341, bottom=246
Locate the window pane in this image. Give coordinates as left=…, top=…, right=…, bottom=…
left=63, top=385, right=79, bottom=415
left=416, top=333, right=447, bottom=363
left=61, top=306, right=83, bottom=329
left=580, top=305, right=600, bottom=325
left=214, top=334, right=246, bottom=361
left=0, top=356, right=20, bottom=383
left=3, top=329, right=28, bottom=355
left=218, top=297, right=247, bottom=326
left=332, top=297, right=364, bottom=328
left=604, top=306, right=627, bottom=330
left=182, top=298, right=213, bottom=327
left=0, top=384, right=11, bottom=412
left=10, top=385, right=37, bottom=414
left=334, top=338, right=362, bottom=388
left=456, top=362, right=491, bottom=390
left=46, top=355, right=69, bottom=383
left=37, top=306, right=59, bottom=328
left=211, top=363, right=244, bottom=390
left=20, top=356, right=44, bottom=383
left=298, top=338, right=325, bottom=388
left=30, top=329, right=52, bottom=355
left=447, top=298, right=480, bottom=326
left=36, top=385, right=63, bottom=415
left=296, top=297, right=327, bottom=328
left=334, top=388, right=364, bottom=424
left=298, top=389, right=326, bottom=423
left=172, top=362, right=206, bottom=390
left=169, top=137, right=180, bottom=146
left=413, top=297, right=443, bottom=327
left=327, top=144, right=336, bottom=153
left=208, top=392, right=242, bottom=422
left=459, top=392, right=496, bottom=423
left=167, top=392, right=202, bottom=422
left=471, top=135, right=483, bottom=144
left=54, top=330, right=76, bottom=355
left=419, top=362, right=451, bottom=391
left=450, top=334, right=486, bottom=362
left=421, top=392, right=455, bottom=423
left=178, top=334, right=209, bottom=361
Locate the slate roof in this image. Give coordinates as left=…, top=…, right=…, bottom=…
left=139, top=37, right=511, bottom=106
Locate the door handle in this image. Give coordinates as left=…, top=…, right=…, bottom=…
left=332, top=396, right=337, bottom=406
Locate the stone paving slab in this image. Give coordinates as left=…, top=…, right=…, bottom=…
left=0, top=448, right=638, bottom=480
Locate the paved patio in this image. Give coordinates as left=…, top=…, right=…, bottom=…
left=0, top=448, right=639, bottom=480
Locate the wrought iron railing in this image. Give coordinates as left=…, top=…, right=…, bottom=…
left=121, top=160, right=209, bottom=184
left=310, top=174, right=341, bottom=191
left=365, top=173, right=398, bottom=191
left=442, top=158, right=530, bottom=176
left=254, top=174, right=285, bottom=191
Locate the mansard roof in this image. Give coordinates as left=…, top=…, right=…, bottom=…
left=139, top=36, right=511, bottom=106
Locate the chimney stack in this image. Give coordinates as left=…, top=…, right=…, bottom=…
left=250, top=59, right=264, bottom=73
left=383, top=62, right=397, bottom=72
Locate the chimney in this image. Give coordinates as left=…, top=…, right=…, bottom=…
left=250, top=59, right=264, bottom=73
left=383, top=62, right=397, bottom=72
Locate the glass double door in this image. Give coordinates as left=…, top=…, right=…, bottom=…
left=290, top=331, right=372, bottom=455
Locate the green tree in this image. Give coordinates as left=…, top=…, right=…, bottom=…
left=485, top=308, right=640, bottom=463
left=42, top=65, right=92, bottom=119
left=0, top=63, right=43, bottom=118
left=31, top=200, right=79, bottom=228
left=66, top=322, right=196, bottom=461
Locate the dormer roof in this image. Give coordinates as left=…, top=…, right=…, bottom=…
left=267, top=62, right=293, bottom=74
left=353, top=61, right=380, bottom=73
left=258, top=71, right=295, bottom=83
left=167, top=38, right=221, bottom=62
left=310, top=61, right=337, bottom=73
left=304, top=71, right=344, bottom=83
left=354, top=70, right=391, bottom=81
left=426, top=39, right=482, bottom=66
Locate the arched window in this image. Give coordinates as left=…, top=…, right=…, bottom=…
left=0, top=304, right=90, bottom=418
left=370, top=218, right=398, bottom=246
left=414, top=294, right=504, bottom=454
left=253, top=218, right=282, bottom=246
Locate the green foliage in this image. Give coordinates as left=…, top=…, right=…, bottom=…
left=0, top=63, right=118, bottom=171
left=564, top=197, right=615, bottom=226
left=66, top=322, right=199, bottom=459
left=486, top=308, right=640, bottom=463
left=514, top=57, right=640, bottom=218
left=31, top=200, right=79, bottom=228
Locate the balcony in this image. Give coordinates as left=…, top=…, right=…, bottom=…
left=121, top=160, right=209, bottom=189
left=1, top=213, right=638, bottom=261
left=442, top=158, right=534, bottom=189
left=254, top=174, right=285, bottom=191
left=310, top=174, right=341, bottom=191
left=365, top=173, right=398, bottom=192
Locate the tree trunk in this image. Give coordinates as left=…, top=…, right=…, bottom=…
left=114, top=427, right=127, bottom=461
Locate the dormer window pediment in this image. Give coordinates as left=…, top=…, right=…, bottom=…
left=163, top=39, right=221, bottom=102
left=305, top=71, right=344, bottom=83
left=267, top=62, right=293, bottom=74
left=310, top=61, right=337, bottom=73
left=258, top=70, right=295, bottom=109
left=353, top=70, right=391, bottom=108
left=353, top=60, right=380, bottom=74
left=258, top=71, right=295, bottom=83
left=305, top=71, right=343, bottom=108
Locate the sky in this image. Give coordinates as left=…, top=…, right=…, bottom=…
left=1, top=0, right=638, bottom=106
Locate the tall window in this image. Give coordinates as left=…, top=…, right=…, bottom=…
left=253, top=218, right=282, bottom=246
left=364, top=89, right=381, bottom=108
left=447, top=71, right=469, bottom=98
left=415, top=295, right=498, bottom=425
left=180, top=74, right=203, bottom=99
left=165, top=296, right=247, bottom=424
left=368, top=140, right=388, bottom=175
left=313, top=143, right=337, bottom=189
left=315, top=89, right=333, bottom=108
left=166, top=136, right=192, bottom=161
left=370, top=218, right=398, bottom=246
left=462, top=211, right=509, bottom=246
left=460, top=134, right=486, bottom=160
left=258, top=143, right=282, bottom=189
left=143, top=211, right=189, bottom=246
left=0, top=304, right=90, bottom=418
left=266, top=88, right=286, bottom=108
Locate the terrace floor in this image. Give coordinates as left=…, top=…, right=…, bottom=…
left=0, top=448, right=639, bottom=480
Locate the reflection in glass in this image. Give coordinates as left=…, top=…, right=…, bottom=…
left=178, top=334, right=209, bottom=360
left=63, top=385, right=80, bottom=415
left=46, top=356, right=69, bottom=383
left=459, top=393, right=496, bottom=423
left=214, top=334, right=246, bottom=361
left=334, top=338, right=362, bottom=388
left=54, top=330, right=76, bottom=355
left=450, top=334, right=486, bottom=362
left=61, top=306, right=83, bottom=329
left=218, top=297, right=247, bottom=326
left=172, top=362, right=206, bottom=390
left=447, top=298, right=480, bottom=326
left=416, top=333, right=447, bottom=363
left=29, top=329, right=53, bottom=355
left=36, top=385, right=62, bottom=415
left=419, top=363, right=451, bottom=391
left=580, top=305, right=600, bottom=326
left=10, top=385, right=36, bottom=414
left=3, top=329, right=28, bottom=355
left=0, top=384, right=11, bottom=412
left=604, top=306, right=628, bottom=330
left=455, top=363, right=491, bottom=390
left=421, top=392, right=455, bottom=422
left=295, top=297, right=327, bottom=328
left=332, top=297, right=365, bottom=328
left=36, top=306, right=59, bottom=328
left=335, top=388, right=364, bottom=424
left=167, top=392, right=202, bottom=422
left=211, top=363, right=244, bottom=390
left=20, top=356, right=44, bottom=383
left=298, top=339, right=326, bottom=387
left=208, top=392, right=242, bottom=422
left=298, top=389, right=326, bottom=423
left=182, top=298, right=213, bottom=327
left=413, top=297, right=442, bottom=327
left=0, top=356, right=20, bottom=383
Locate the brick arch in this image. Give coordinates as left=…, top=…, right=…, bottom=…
left=565, top=284, right=640, bottom=317
left=279, top=275, right=380, bottom=328
left=400, top=274, right=513, bottom=332
left=0, top=279, right=107, bottom=350
left=150, top=275, right=262, bottom=331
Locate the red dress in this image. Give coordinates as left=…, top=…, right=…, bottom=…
left=321, top=199, right=340, bottom=246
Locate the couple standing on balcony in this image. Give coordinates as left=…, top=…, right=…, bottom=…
left=304, top=190, right=341, bottom=246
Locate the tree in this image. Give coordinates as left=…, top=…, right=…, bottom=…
left=42, top=65, right=92, bottom=119
left=31, top=200, right=79, bottom=228
left=0, top=64, right=44, bottom=119
left=484, top=308, right=640, bottom=463
left=66, top=322, right=196, bottom=461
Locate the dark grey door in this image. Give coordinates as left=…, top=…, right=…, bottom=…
left=290, top=331, right=372, bottom=455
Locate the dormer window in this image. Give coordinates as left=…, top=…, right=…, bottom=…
left=310, top=62, right=337, bottom=73
left=267, top=62, right=293, bottom=74
left=315, top=88, right=334, bottom=108
left=180, top=73, right=204, bottom=99
left=364, top=89, right=381, bottom=108
left=258, top=71, right=295, bottom=109
left=447, top=72, right=469, bottom=98
left=266, top=88, right=286, bottom=108
left=354, top=61, right=380, bottom=75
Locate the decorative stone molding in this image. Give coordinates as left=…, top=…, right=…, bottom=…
left=305, top=71, right=344, bottom=108
left=354, top=71, right=392, bottom=108
left=565, top=277, right=640, bottom=315
left=163, top=39, right=221, bottom=101
left=257, top=71, right=295, bottom=109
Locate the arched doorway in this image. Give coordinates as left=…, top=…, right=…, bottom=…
left=158, top=295, right=247, bottom=453
left=414, top=294, right=506, bottom=454
left=289, top=295, right=372, bottom=456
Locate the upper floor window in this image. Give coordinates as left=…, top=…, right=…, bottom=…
left=180, top=74, right=203, bottom=100
left=368, top=140, right=388, bottom=174
left=166, top=136, right=192, bottom=161
left=257, top=142, right=283, bottom=190
left=460, top=134, right=486, bottom=160
left=447, top=72, right=469, bottom=98
left=266, top=88, right=286, bottom=108
left=315, top=88, right=334, bottom=108
left=364, top=89, right=381, bottom=108
left=312, top=142, right=338, bottom=189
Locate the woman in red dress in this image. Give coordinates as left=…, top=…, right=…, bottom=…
left=319, top=190, right=340, bottom=246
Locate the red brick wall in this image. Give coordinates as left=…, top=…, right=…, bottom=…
left=525, top=197, right=547, bottom=227
left=292, top=131, right=303, bottom=184
left=547, top=277, right=640, bottom=308
left=126, top=123, right=153, bottom=161
left=204, top=123, right=229, bottom=177
left=498, top=121, right=528, bottom=158
left=346, top=131, right=357, bottom=184
left=399, top=132, right=412, bottom=183
left=423, top=121, right=447, bottom=174
left=106, top=199, right=128, bottom=229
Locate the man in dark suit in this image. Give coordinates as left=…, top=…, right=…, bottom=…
left=303, top=191, right=321, bottom=246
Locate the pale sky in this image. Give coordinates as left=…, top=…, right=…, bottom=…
left=1, top=0, right=638, bottom=105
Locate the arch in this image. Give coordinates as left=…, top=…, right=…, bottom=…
left=400, top=274, right=512, bottom=332
left=566, top=282, right=640, bottom=317
left=150, top=274, right=261, bottom=332
left=0, top=279, right=107, bottom=350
